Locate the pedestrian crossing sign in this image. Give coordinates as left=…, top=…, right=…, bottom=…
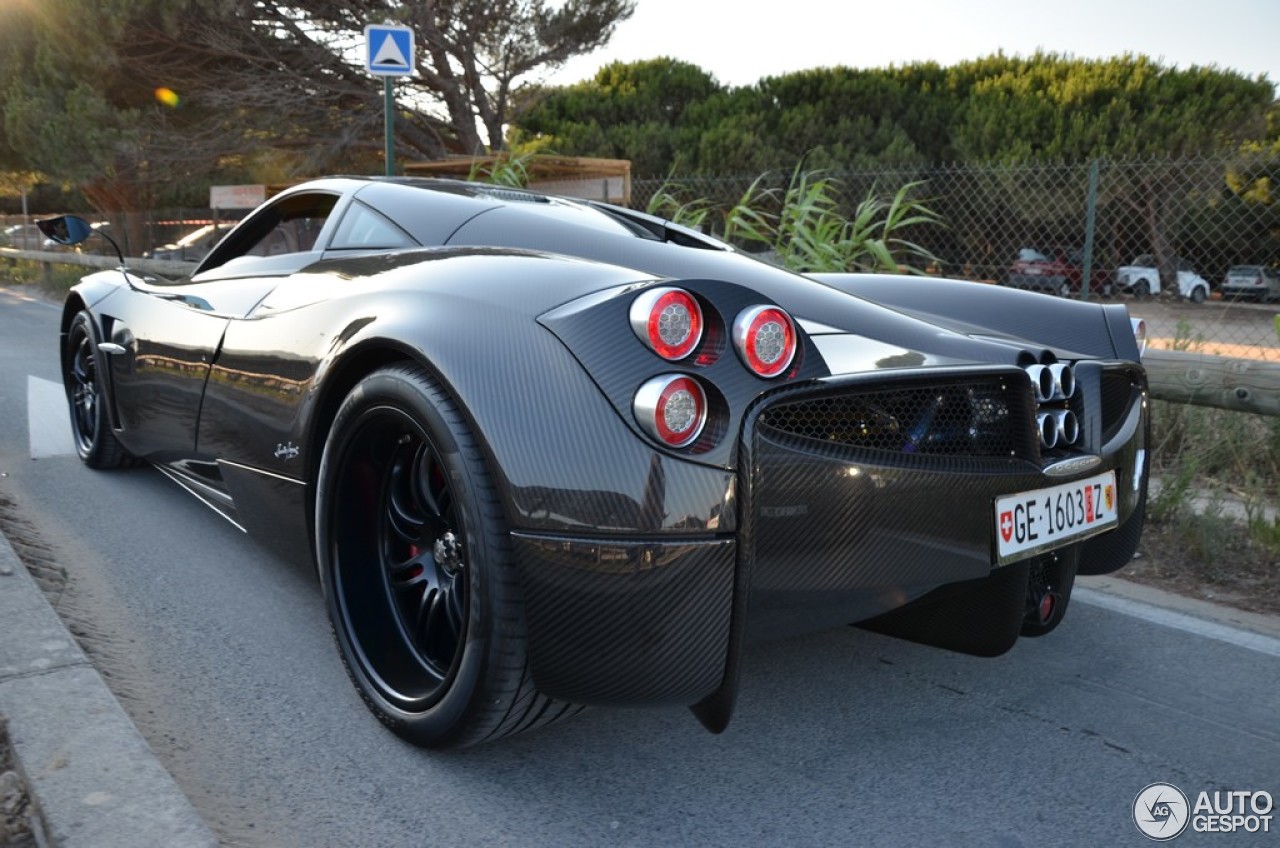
left=365, top=24, right=414, bottom=76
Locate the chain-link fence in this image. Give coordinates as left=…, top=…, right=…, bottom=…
left=5, top=155, right=1277, bottom=366
left=628, top=155, right=1280, bottom=365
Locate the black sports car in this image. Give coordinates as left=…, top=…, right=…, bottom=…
left=42, top=177, right=1149, bottom=748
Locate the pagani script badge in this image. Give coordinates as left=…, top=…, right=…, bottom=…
left=274, top=442, right=300, bottom=460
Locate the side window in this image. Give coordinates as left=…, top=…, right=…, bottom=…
left=243, top=194, right=337, bottom=256
left=199, top=192, right=339, bottom=273
left=329, top=202, right=416, bottom=249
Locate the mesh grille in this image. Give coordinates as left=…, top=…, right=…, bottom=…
left=759, top=379, right=1032, bottom=460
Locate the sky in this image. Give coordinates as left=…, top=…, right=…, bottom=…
left=548, top=0, right=1280, bottom=91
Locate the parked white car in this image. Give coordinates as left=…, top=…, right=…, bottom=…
left=1220, top=265, right=1280, bottom=302
left=1115, top=254, right=1210, bottom=303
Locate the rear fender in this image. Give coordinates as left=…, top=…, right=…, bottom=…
left=309, top=287, right=739, bottom=539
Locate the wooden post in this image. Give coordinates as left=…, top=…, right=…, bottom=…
left=1144, top=349, right=1280, bottom=416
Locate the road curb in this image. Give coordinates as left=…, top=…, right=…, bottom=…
left=1078, top=573, right=1280, bottom=641
left=0, top=534, right=218, bottom=847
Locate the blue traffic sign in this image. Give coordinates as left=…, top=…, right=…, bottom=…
left=365, top=24, right=414, bottom=76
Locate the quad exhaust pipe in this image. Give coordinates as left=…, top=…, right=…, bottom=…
left=1036, top=409, right=1080, bottom=448
left=1026, top=363, right=1079, bottom=448
left=1025, top=363, right=1075, bottom=403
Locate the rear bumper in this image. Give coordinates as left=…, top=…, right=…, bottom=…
left=513, top=364, right=1148, bottom=707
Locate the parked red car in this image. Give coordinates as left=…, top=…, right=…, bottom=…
left=1007, top=248, right=1113, bottom=298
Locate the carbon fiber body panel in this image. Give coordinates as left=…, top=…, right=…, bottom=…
left=511, top=534, right=734, bottom=705
left=510, top=364, right=1147, bottom=707
left=55, top=178, right=1153, bottom=734
left=743, top=365, right=1146, bottom=641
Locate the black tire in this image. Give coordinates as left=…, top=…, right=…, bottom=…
left=1019, top=548, right=1078, bottom=638
left=1189, top=285, right=1207, bottom=304
left=315, top=363, right=578, bottom=748
left=1134, top=280, right=1151, bottom=299
left=63, top=311, right=134, bottom=469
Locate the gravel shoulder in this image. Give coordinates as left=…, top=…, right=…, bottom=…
left=1, top=717, right=41, bottom=848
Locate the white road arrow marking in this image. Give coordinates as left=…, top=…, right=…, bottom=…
left=28, top=375, right=76, bottom=458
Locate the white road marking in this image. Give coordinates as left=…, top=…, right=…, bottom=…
left=1074, top=586, right=1280, bottom=659
left=28, top=375, right=76, bottom=458
left=0, top=286, right=61, bottom=310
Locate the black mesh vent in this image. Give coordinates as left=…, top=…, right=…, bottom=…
left=759, top=379, right=1033, bottom=460
left=1099, top=371, right=1137, bottom=443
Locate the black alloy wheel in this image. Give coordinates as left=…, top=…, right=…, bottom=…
left=329, top=404, right=469, bottom=710
left=64, top=311, right=133, bottom=468
left=317, top=364, right=578, bottom=748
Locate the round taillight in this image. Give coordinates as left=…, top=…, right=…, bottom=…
left=630, top=287, right=703, bottom=361
left=733, top=305, right=796, bottom=378
left=633, top=374, right=707, bottom=448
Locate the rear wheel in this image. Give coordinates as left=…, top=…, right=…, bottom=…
left=63, top=311, right=133, bottom=469
left=1134, top=281, right=1151, bottom=299
left=316, top=363, right=577, bottom=748
left=1189, top=285, right=1207, bottom=304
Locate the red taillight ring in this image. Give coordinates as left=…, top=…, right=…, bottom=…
left=733, top=305, right=796, bottom=378
left=629, top=286, right=703, bottom=361
left=633, top=374, right=707, bottom=448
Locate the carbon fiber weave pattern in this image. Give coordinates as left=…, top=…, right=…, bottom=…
left=511, top=534, right=735, bottom=706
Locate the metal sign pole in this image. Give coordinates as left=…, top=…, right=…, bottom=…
left=384, top=77, right=395, bottom=176
left=365, top=23, right=414, bottom=177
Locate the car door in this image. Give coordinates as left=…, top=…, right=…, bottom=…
left=99, top=275, right=280, bottom=459
left=197, top=196, right=418, bottom=477
left=103, top=190, right=344, bottom=459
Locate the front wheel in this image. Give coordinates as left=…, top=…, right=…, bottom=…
left=315, top=363, right=577, bottom=748
left=63, top=311, right=134, bottom=469
left=1189, top=286, right=1207, bottom=304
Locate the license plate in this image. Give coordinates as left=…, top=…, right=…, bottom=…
left=994, top=471, right=1118, bottom=564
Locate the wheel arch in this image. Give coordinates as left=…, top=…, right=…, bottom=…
left=59, top=293, right=89, bottom=376
left=302, top=341, right=458, bottom=561
left=298, top=295, right=738, bottom=546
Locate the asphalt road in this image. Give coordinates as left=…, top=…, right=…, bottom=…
left=1, top=282, right=1277, bottom=847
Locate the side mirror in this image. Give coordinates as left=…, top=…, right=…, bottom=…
left=36, top=214, right=125, bottom=265
left=37, top=215, right=94, bottom=246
